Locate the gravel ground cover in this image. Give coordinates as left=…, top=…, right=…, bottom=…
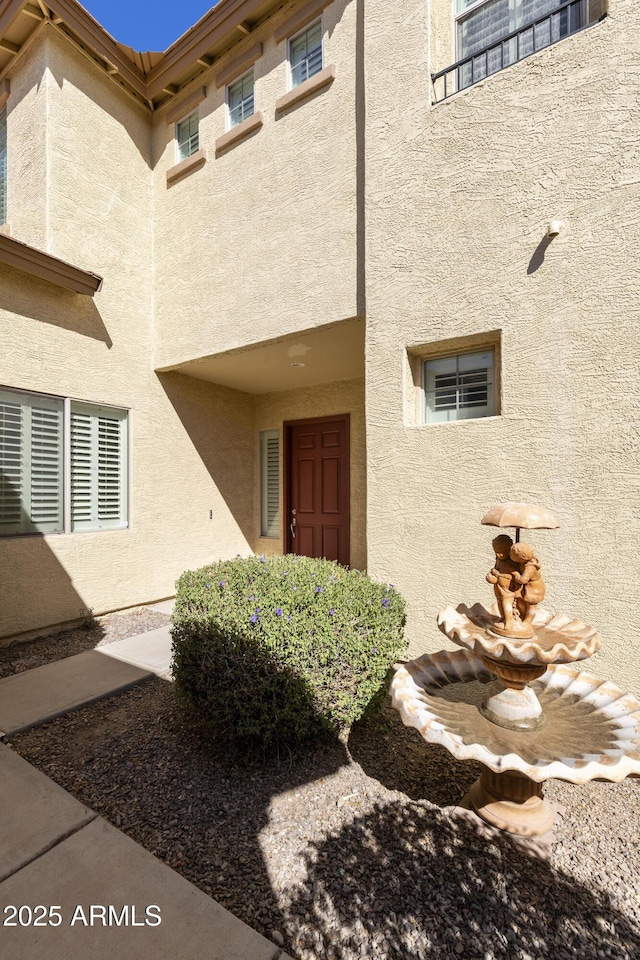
left=5, top=614, right=640, bottom=960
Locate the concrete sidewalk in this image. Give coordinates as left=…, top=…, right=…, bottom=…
left=0, top=608, right=292, bottom=959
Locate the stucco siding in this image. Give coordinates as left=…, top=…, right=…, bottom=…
left=152, top=0, right=359, bottom=369
left=364, top=0, right=640, bottom=693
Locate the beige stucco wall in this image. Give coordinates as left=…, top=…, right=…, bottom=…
left=253, top=376, right=366, bottom=570
left=0, top=29, right=255, bottom=638
left=364, top=0, right=640, bottom=693
left=152, top=0, right=359, bottom=369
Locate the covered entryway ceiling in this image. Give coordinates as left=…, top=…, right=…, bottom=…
left=157, top=317, right=365, bottom=395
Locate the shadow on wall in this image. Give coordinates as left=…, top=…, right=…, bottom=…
left=157, top=371, right=256, bottom=550
left=0, top=264, right=112, bottom=346
left=0, top=531, right=92, bottom=642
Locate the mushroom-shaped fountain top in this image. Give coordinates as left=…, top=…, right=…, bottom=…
left=481, top=502, right=560, bottom=541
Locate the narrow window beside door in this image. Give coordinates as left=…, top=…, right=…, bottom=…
left=260, top=429, right=280, bottom=538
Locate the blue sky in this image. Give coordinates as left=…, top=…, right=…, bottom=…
left=82, top=1, right=218, bottom=51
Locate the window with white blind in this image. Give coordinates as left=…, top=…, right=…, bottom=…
left=289, top=19, right=323, bottom=88
left=227, top=71, right=255, bottom=128
left=260, top=429, right=280, bottom=538
left=176, top=110, right=199, bottom=161
left=0, top=387, right=128, bottom=536
left=423, top=349, right=496, bottom=423
left=0, top=106, right=6, bottom=225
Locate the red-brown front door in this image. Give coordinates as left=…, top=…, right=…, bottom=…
left=285, top=415, right=350, bottom=566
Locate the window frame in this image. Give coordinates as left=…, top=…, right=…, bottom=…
left=226, top=69, right=255, bottom=130
left=0, top=386, right=130, bottom=537
left=288, top=17, right=324, bottom=90
left=423, top=348, right=497, bottom=424
left=175, top=109, right=200, bottom=163
left=259, top=429, right=280, bottom=539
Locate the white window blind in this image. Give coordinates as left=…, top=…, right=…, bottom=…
left=290, top=20, right=323, bottom=88
left=0, top=387, right=128, bottom=536
left=260, top=429, right=280, bottom=538
left=424, top=350, right=495, bottom=423
left=70, top=402, right=128, bottom=531
left=0, top=389, right=63, bottom=535
left=228, top=71, right=255, bottom=128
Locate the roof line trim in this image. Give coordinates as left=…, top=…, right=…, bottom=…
left=0, top=234, right=103, bottom=295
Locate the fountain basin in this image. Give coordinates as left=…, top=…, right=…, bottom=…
left=438, top=603, right=602, bottom=665
left=391, top=649, right=640, bottom=785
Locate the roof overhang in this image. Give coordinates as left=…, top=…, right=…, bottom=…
left=0, top=0, right=293, bottom=112
left=156, top=317, right=365, bottom=395
left=0, top=232, right=103, bottom=294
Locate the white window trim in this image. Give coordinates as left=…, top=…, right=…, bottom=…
left=288, top=16, right=324, bottom=91
left=226, top=69, right=255, bottom=132
left=175, top=109, right=199, bottom=164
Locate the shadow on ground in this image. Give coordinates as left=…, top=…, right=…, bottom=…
left=10, top=686, right=640, bottom=960
left=283, top=798, right=640, bottom=960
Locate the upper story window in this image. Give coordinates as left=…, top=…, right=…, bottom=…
left=0, top=387, right=129, bottom=536
left=433, top=0, right=604, bottom=102
left=424, top=349, right=496, bottom=423
left=227, top=71, right=255, bottom=128
left=289, top=19, right=323, bottom=88
left=176, top=110, right=199, bottom=162
left=0, top=106, right=6, bottom=225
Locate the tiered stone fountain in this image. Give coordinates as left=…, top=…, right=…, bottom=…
left=391, top=502, right=640, bottom=837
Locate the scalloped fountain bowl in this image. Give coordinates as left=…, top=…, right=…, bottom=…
left=391, top=649, right=640, bottom=837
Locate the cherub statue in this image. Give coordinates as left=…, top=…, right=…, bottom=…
left=486, top=534, right=522, bottom=635
left=511, top=542, right=546, bottom=628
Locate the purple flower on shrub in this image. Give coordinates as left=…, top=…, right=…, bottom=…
left=219, top=581, right=225, bottom=588
left=329, top=609, right=335, bottom=616
left=205, top=582, right=211, bottom=588
left=373, top=647, right=379, bottom=654
left=287, top=615, right=292, bottom=621
left=276, top=608, right=283, bottom=617
left=382, top=598, right=390, bottom=607
left=250, top=614, right=259, bottom=624
left=259, top=554, right=266, bottom=563
left=315, top=586, right=322, bottom=594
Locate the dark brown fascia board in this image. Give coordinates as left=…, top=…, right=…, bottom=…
left=145, top=0, right=270, bottom=101
left=274, top=0, right=333, bottom=43
left=0, top=234, right=103, bottom=295
left=46, top=0, right=147, bottom=97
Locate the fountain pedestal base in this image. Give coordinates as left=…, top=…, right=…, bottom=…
left=464, top=767, right=555, bottom=837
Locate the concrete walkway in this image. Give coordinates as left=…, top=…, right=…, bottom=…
left=0, top=606, right=292, bottom=960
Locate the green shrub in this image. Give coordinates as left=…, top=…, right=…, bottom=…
left=171, top=554, right=406, bottom=747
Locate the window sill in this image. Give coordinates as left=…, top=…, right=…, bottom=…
left=275, top=64, right=335, bottom=114
left=166, top=148, right=206, bottom=186
left=216, top=111, right=263, bottom=154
